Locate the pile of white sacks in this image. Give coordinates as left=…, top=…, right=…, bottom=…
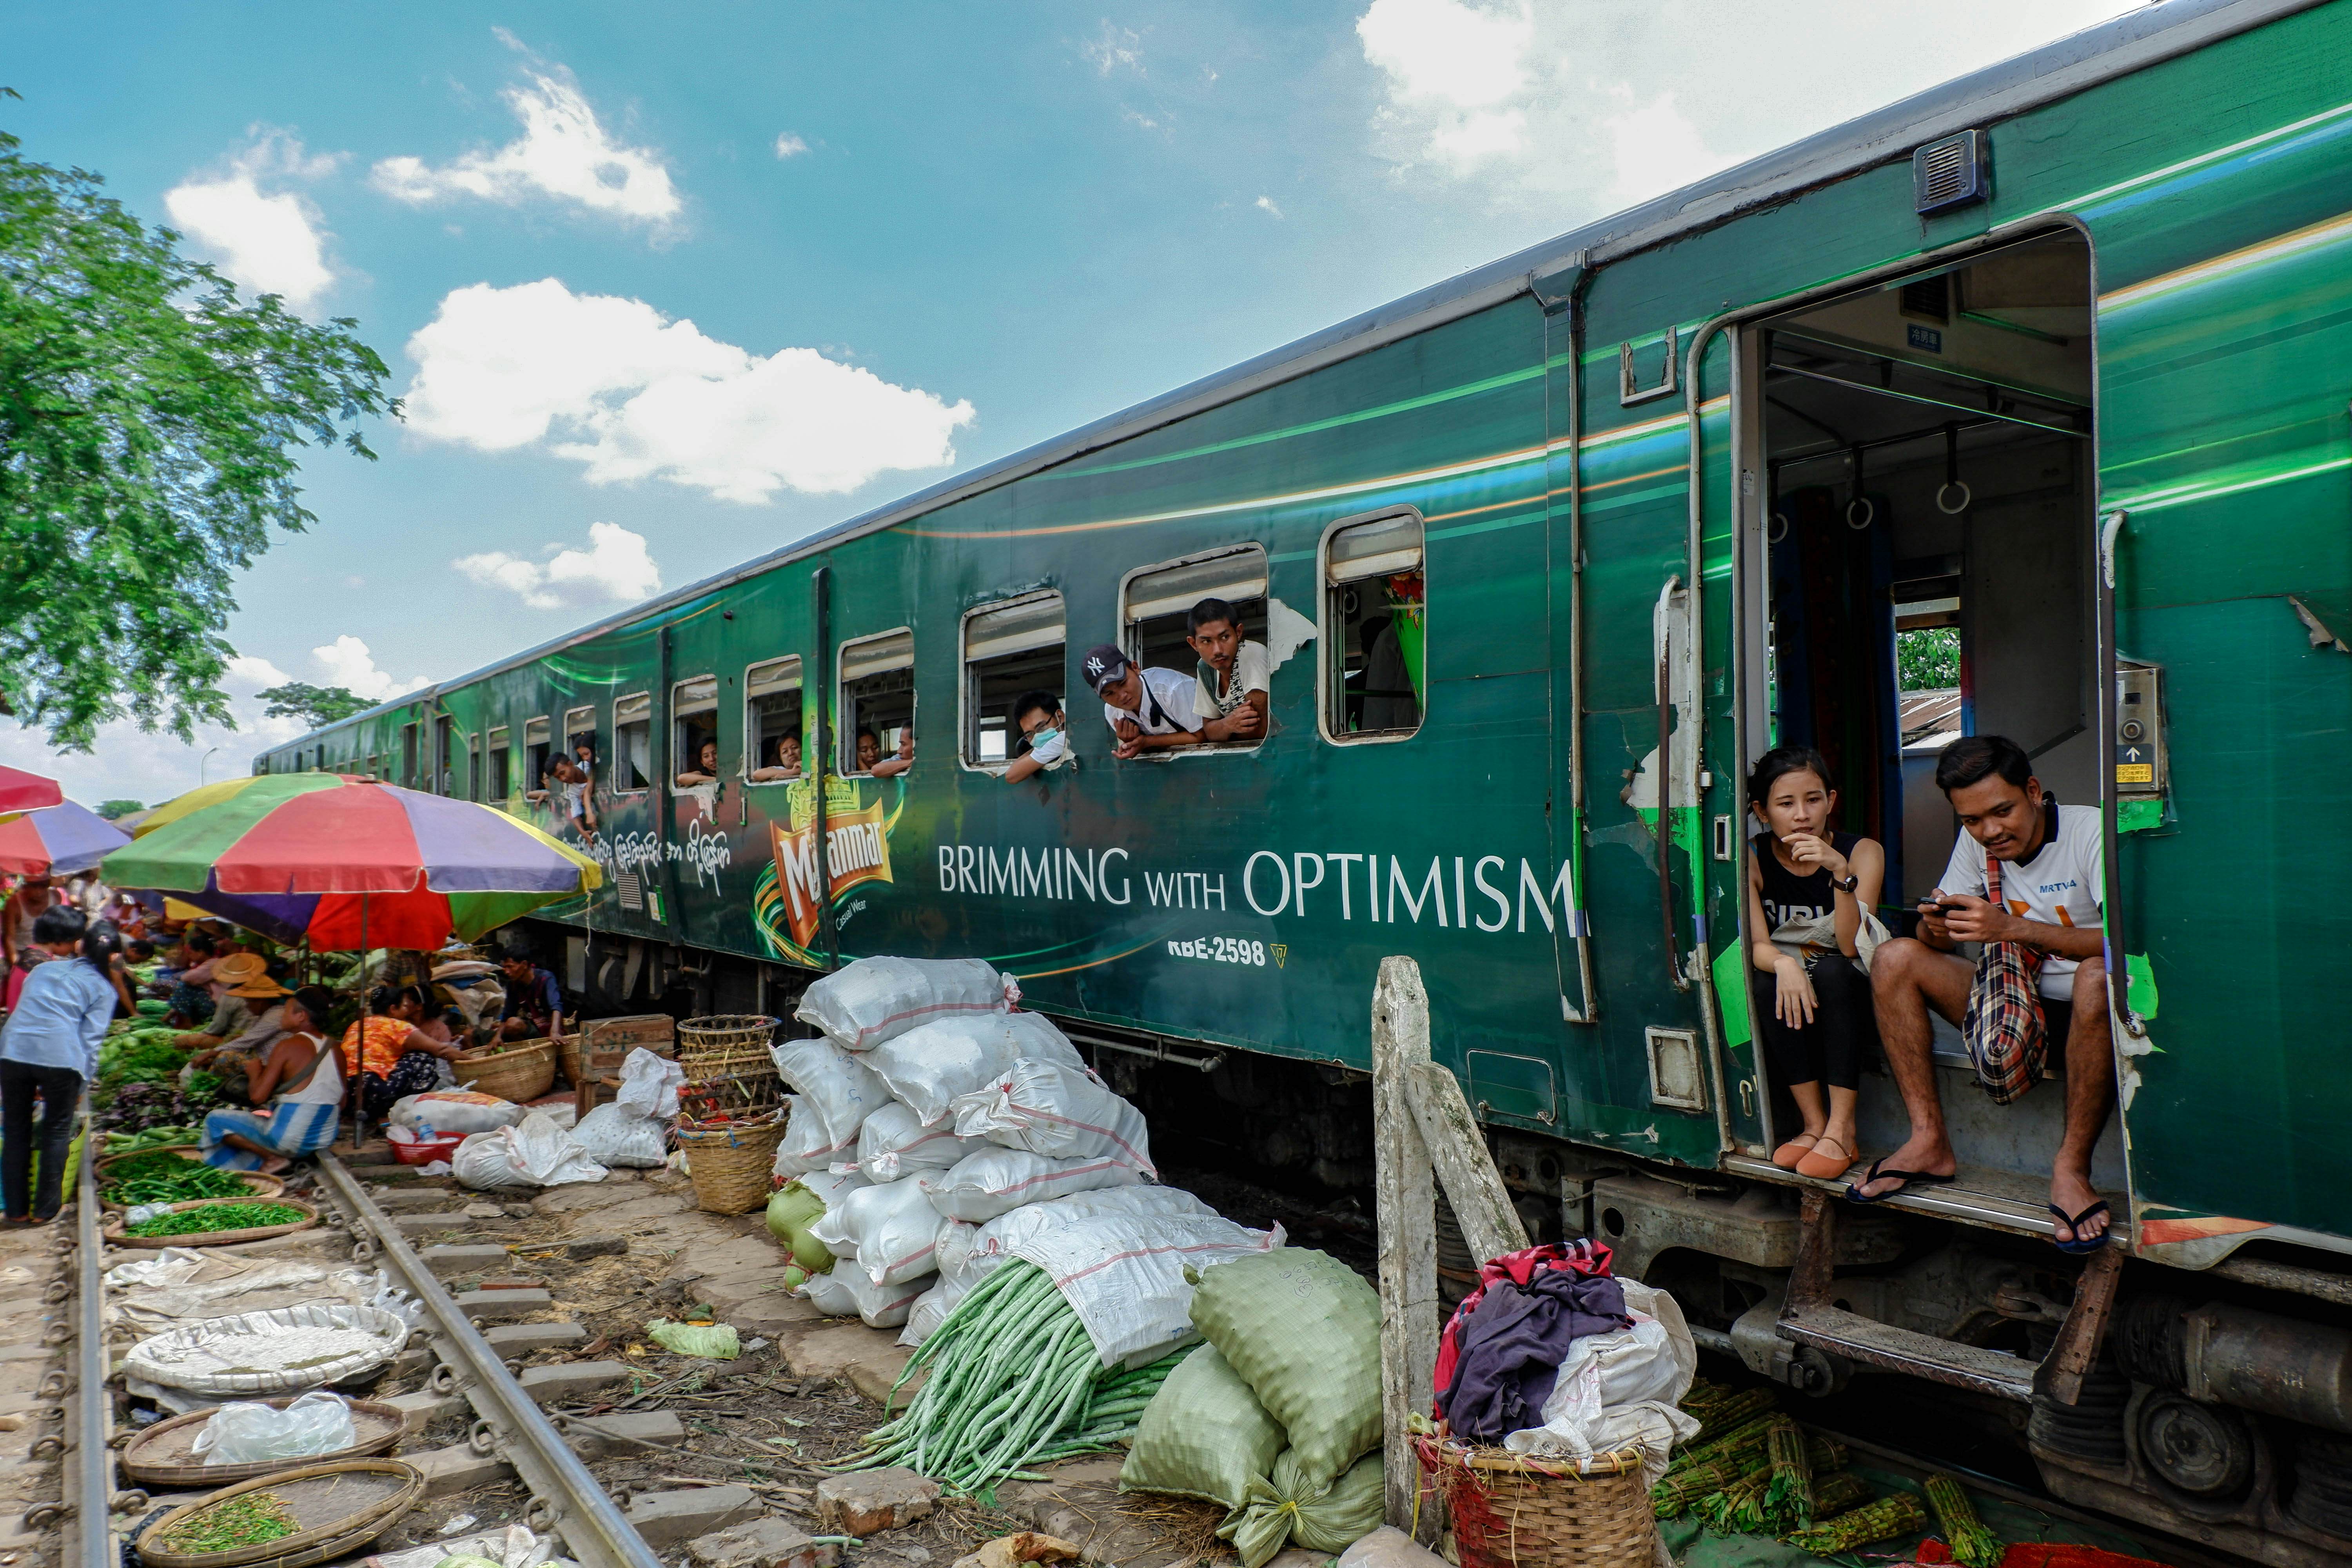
left=769, top=956, right=1272, bottom=1352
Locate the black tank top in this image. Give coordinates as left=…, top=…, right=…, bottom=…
left=1753, top=831, right=1863, bottom=929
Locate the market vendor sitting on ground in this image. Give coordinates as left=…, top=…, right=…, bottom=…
left=202, top=985, right=345, bottom=1173
left=177, top=955, right=291, bottom=1102
left=1002, top=690, right=1074, bottom=783
left=498, top=947, right=566, bottom=1042
left=1851, top=734, right=2114, bottom=1252
left=749, top=733, right=802, bottom=781
left=1084, top=643, right=1205, bottom=758
left=347, top=983, right=468, bottom=1119
left=1187, top=598, right=1269, bottom=744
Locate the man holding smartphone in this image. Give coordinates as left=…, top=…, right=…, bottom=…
left=1852, top=735, right=2113, bottom=1251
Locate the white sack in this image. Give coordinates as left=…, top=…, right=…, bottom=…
left=973, top=1186, right=1281, bottom=1367
left=794, top=1165, right=869, bottom=1211
left=452, top=1111, right=608, bottom=1191
left=950, top=1057, right=1155, bottom=1177
left=865, top=1011, right=1083, bottom=1126
left=1502, top=1280, right=1700, bottom=1484
left=770, top=1036, right=893, bottom=1145
left=934, top=1218, right=980, bottom=1302
left=811, top=1178, right=948, bottom=1286
left=795, top=956, right=1016, bottom=1051
left=897, top=1282, right=952, bottom=1348
left=920, top=1147, right=1144, bottom=1222
left=799, top=1266, right=933, bottom=1329
left=770, top=1095, right=862, bottom=1180
left=386, top=1091, right=523, bottom=1136
left=857, top=1102, right=989, bottom=1183
left=572, top=1103, right=668, bottom=1168
left=614, top=1047, right=686, bottom=1119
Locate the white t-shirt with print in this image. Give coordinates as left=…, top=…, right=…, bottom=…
left=1103, top=666, right=1201, bottom=737
left=1194, top=641, right=1271, bottom=722
left=1935, top=800, right=2105, bottom=999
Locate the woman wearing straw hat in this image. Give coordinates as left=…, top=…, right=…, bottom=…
left=182, top=955, right=292, bottom=1105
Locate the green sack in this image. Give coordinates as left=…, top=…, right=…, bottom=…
left=1189, top=1247, right=1382, bottom=1494
left=765, top=1183, right=835, bottom=1272
left=646, top=1318, right=740, bottom=1359
left=1119, top=1344, right=1286, bottom=1511
left=1219, top=1449, right=1386, bottom=1568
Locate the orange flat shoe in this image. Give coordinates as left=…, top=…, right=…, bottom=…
left=1795, top=1135, right=1856, bottom=1181
left=1771, top=1135, right=1820, bottom=1170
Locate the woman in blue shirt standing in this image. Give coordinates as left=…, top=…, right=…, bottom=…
left=0, top=908, right=122, bottom=1224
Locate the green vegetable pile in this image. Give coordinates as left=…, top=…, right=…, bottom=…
left=837, top=1260, right=1185, bottom=1492
left=123, top=1201, right=307, bottom=1238
left=156, top=1490, right=299, bottom=1553
left=100, top=1151, right=251, bottom=1206
left=104, top=1125, right=204, bottom=1157
left=98, top=1028, right=185, bottom=1087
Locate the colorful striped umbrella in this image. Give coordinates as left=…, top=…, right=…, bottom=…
left=0, top=800, right=133, bottom=877
left=104, top=773, right=601, bottom=950
left=0, top=764, right=64, bottom=818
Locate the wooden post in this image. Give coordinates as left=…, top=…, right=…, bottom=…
left=1408, top=1058, right=1530, bottom=1264
left=1372, top=956, right=1439, bottom=1535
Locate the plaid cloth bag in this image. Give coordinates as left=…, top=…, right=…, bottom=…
left=1960, top=858, right=2048, bottom=1103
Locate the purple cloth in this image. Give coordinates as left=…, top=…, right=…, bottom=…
left=1435, top=1270, right=1631, bottom=1443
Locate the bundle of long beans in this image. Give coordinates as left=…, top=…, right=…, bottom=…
left=1925, top=1473, right=2005, bottom=1568
left=1657, top=1434, right=1849, bottom=1523
left=1665, top=1413, right=1777, bottom=1479
left=1759, top=1418, right=1814, bottom=1531
left=1797, top=1471, right=1874, bottom=1526
left=1652, top=1454, right=1756, bottom=1518
left=835, top=1261, right=1184, bottom=1491
left=1781, top=1492, right=1929, bottom=1555
left=1681, top=1386, right=1776, bottom=1447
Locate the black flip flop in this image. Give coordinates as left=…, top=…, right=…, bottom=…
left=1843, top=1157, right=1956, bottom=1205
left=2049, top=1200, right=2113, bottom=1254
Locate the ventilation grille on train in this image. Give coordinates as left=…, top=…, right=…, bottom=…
left=616, top=870, right=644, bottom=912
left=1913, top=130, right=1989, bottom=216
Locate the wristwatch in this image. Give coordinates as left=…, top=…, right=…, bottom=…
left=1831, top=872, right=1859, bottom=893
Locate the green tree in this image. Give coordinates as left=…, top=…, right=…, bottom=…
left=254, top=681, right=369, bottom=728
left=1898, top=627, right=1960, bottom=690
left=0, top=123, right=397, bottom=749
left=94, top=797, right=142, bottom=819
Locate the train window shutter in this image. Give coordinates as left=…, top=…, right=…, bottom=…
left=1124, top=547, right=1268, bottom=622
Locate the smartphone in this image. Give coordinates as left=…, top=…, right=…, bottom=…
left=1919, top=901, right=1975, bottom=917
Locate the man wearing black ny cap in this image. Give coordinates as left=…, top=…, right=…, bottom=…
left=1082, top=644, right=1205, bottom=760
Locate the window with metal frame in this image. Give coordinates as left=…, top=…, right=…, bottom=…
left=1323, top=510, right=1425, bottom=740
left=746, top=656, right=804, bottom=781
left=435, top=716, right=457, bottom=795
left=840, top=629, right=915, bottom=775
left=1122, top=545, right=1269, bottom=704
left=487, top=727, right=512, bottom=799
left=613, top=693, right=653, bottom=792
left=963, top=593, right=1065, bottom=766
left=673, top=675, right=719, bottom=781
left=400, top=722, right=418, bottom=786
left=563, top=706, right=599, bottom=786
left=524, top=716, right=553, bottom=794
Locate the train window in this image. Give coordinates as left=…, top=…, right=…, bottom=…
left=613, top=693, right=653, bottom=792
left=839, top=629, right=915, bottom=776
left=563, top=706, right=598, bottom=786
left=435, top=716, right=456, bottom=795
left=673, top=675, right=719, bottom=781
left=1321, top=509, right=1425, bottom=742
left=962, top=593, right=1065, bottom=767
left=1122, top=544, right=1269, bottom=691
left=745, top=657, right=804, bottom=782
left=400, top=723, right=418, bottom=786
left=523, top=717, right=552, bottom=796
left=487, top=727, right=511, bottom=799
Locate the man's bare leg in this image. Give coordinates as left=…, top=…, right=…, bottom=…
left=2051, top=958, right=2117, bottom=1245
left=1855, top=937, right=1973, bottom=1198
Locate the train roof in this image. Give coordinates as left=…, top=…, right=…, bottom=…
left=287, top=0, right=2317, bottom=747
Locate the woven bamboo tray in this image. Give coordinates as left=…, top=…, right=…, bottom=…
left=105, top=1197, right=319, bottom=1249
left=1417, top=1438, right=1657, bottom=1568
left=451, top=1035, right=557, bottom=1102
left=97, top=1147, right=283, bottom=1212
left=677, top=1014, right=779, bottom=1080
left=122, top=1395, right=406, bottom=1488
left=676, top=1106, right=788, bottom=1214
left=132, top=1458, right=422, bottom=1568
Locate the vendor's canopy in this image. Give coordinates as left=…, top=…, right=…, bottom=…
left=0, top=764, right=64, bottom=818
left=104, top=773, right=601, bottom=949
left=0, top=800, right=133, bottom=877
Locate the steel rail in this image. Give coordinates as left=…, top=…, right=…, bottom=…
left=72, top=1109, right=113, bottom=1568
left=312, top=1151, right=662, bottom=1568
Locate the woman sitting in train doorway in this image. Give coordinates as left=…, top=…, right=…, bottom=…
left=1744, top=744, right=1887, bottom=1181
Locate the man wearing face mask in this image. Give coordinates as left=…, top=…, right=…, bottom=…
left=1001, top=691, right=1075, bottom=783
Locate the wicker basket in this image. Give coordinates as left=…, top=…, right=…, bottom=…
left=1417, top=1439, right=1657, bottom=1568
left=97, top=1146, right=283, bottom=1212
left=675, top=1106, right=789, bottom=1215
left=450, top=1036, right=557, bottom=1102
left=132, top=1458, right=422, bottom=1568
left=106, top=1198, right=319, bottom=1249
left=677, top=1014, right=780, bottom=1080
left=122, top=1396, right=407, bottom=1488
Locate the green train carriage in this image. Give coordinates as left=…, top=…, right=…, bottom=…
left=262, top=2, right=2352, bottom=1556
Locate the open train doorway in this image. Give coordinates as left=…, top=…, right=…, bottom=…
left=1734, top=230, right=2125, bottom=1205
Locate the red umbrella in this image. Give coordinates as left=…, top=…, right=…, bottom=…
left=0, top=765, right=64, bottom=815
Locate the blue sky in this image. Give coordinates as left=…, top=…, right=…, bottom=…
left=1, top=0, right=2138, bottom=805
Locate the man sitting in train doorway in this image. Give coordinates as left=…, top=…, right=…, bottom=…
left=1186, top=598, right=1269, bottom=744
left=1083, top=643, right=1204, bottom=758
left=1851, top=735, right=2115, bottom=1252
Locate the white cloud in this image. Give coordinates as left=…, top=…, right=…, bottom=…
left=1603, top=91, right=1720, bottom=204
left=311, top=635, right=431, bottom=702
left=455, top=522, right=664, bottom=611
left=372, top=67, right=679, bottom=228
left=773, top=132, right=809, bottom=159
left=1358, top=0, right=1530, bottom=111
left=1082, top=21, right=1145, bottom=76
left=404, top=278, right=976, bottom=503
left=164, top=131, right=341, bottom=313
left=1255, top=196, right=1285, bottom=218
